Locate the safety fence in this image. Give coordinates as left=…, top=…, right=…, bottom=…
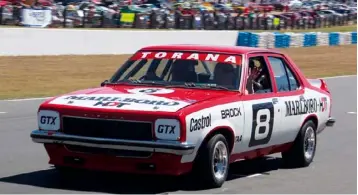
left=236, top=31, right=357, bottom=48
left=1, top=6, right=357, bottom=30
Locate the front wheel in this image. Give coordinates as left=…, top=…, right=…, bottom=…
left=282, top=120, right=317, bottom=168
left=192, top=134, right=230, bottom=188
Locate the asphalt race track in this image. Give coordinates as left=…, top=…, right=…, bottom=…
left=0, top=76, right=356, bottom=194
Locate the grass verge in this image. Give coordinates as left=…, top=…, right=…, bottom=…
left=0, top=45, right=356, bottom=99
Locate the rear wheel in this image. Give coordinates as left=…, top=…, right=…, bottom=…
left=282, top=120, right=317, bottom=168
left=192, top=134, right=230, bottom=188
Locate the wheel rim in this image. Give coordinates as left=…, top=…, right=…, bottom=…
left=304, top=126, right=316, bottom=160
left=211, top=141, right=228, bottom=180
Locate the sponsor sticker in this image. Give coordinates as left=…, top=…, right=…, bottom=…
left=285, top=97, right=328, bottom=116
left=38, top=110, right=60, bottom=131
left=189, top=114, right=212, bottom=132
left=155, top=119, right=180, bottom=140
left=221, top=107, right=242, bottom=119
left=127, top=88, right=175, bottom=94
left=49, top=94, right=191, bottom=112
left=131, top=52, right=242, bottom=64
left=235, top=135, right=242, bottom=142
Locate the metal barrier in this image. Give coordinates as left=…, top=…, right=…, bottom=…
left=0, top=6, right=356, bottom=30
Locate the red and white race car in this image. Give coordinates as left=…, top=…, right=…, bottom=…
left=31, top=44, right=335, bottom=188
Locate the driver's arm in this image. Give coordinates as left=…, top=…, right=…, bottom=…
left=246, top=74, right=255, bottom=94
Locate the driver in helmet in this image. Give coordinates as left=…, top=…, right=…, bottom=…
left=246, top=59, right=263, bottom=94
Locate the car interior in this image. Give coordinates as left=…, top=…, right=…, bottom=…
left=246, top=56, right=273, bottom=94
left=139, top=58, right=240, bottom=89
left=267, top=56, right=301, bottom=92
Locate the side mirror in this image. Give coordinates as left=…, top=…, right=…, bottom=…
left=101, top=80, right=108, bottom=87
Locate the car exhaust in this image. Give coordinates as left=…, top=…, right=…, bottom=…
left=63, top=156, right=85, bottom=166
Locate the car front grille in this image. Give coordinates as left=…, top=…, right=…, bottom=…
left=62, top=116, right=153, bottom=141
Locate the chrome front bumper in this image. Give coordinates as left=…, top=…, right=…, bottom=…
left=30, top=130, right=195, bottom=155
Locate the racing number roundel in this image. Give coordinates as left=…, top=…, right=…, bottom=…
left=249, top=102, right=274, bottom=147
left=127, top=88, right=174, bottom=94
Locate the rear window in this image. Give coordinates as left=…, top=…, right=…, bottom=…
left=109, top=51, right=243, bottom=90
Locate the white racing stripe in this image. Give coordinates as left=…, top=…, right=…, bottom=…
left=1, top=75, right=356, bottom=102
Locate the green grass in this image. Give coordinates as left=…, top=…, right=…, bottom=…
left=0, top=45, right=356, bottom=99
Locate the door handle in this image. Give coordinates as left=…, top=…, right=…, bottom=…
left=272, top=98, right=278, bottom=104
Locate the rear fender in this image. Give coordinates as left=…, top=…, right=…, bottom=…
left=307, top=78, right=330, bottom=94
left=308, top=78, right=332, bottom=116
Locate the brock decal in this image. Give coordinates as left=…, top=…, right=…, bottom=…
left=221, top=107, right=242, bottom=119
left=48, top=94, right=191, bottom=112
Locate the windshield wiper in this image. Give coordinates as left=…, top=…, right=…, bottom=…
left=164, top=82, right=197, bottom=88
left=115, top=79, right=142, bottom=84
left=114, top=80, right=232, bottom=91
left=137, top=81, right=169, bottom=86
left=199, top=85, right=231, bottom=90
left=115, top=80, right=170, bottom=86
left=165, top=83, right=231, bottom=90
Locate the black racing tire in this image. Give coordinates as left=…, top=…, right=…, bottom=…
left=281, top=120, right=317, bottom=168
left=192, top=134, right=230, bottom=188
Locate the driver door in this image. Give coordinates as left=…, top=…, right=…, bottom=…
left=233, top=53, right=284, bottom=154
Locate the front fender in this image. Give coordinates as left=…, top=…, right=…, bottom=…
left=181, top=119, right=236, bottom=163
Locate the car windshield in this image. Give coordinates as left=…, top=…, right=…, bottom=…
left=109, top=51, right=243, bottom=90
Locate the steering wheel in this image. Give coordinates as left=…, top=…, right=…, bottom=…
left=253, top=74, right=266, bottom=90
left=253, top=80, right=263, bottom=90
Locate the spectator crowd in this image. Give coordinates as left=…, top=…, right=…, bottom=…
left=0, top=0, right=356, bottom=29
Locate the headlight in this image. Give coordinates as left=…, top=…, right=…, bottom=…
left=154, top=119, right=180, bottom=140
left=38, top=110, right=60, bottom=131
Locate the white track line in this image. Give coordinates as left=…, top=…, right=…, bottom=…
left=319, top=75, right=356, bottom=79
left=0, top=112, right=7, bottom=114
left=231, top=173, right=264, bottom=178
left=4, top=97, right=53, bottom=102
left=1, top=74, right=356, bottom=102
left=246, top=173, right=263, bottom=178
left=347, top=112, right=357, bottom=114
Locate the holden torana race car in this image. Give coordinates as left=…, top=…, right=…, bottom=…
left=31, top=44, right=335, bottom=188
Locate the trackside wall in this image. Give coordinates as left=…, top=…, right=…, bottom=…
left=0, top=28, right=356, bottom=56
left=0, top=28, right=239, bottom=56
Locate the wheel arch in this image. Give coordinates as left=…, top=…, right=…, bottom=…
left=301, top=114, right=318, bottom=131
left=198, top=126, right=236, bottom=155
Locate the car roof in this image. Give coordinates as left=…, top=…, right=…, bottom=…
left=139, top=44, right=282, bottom=55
